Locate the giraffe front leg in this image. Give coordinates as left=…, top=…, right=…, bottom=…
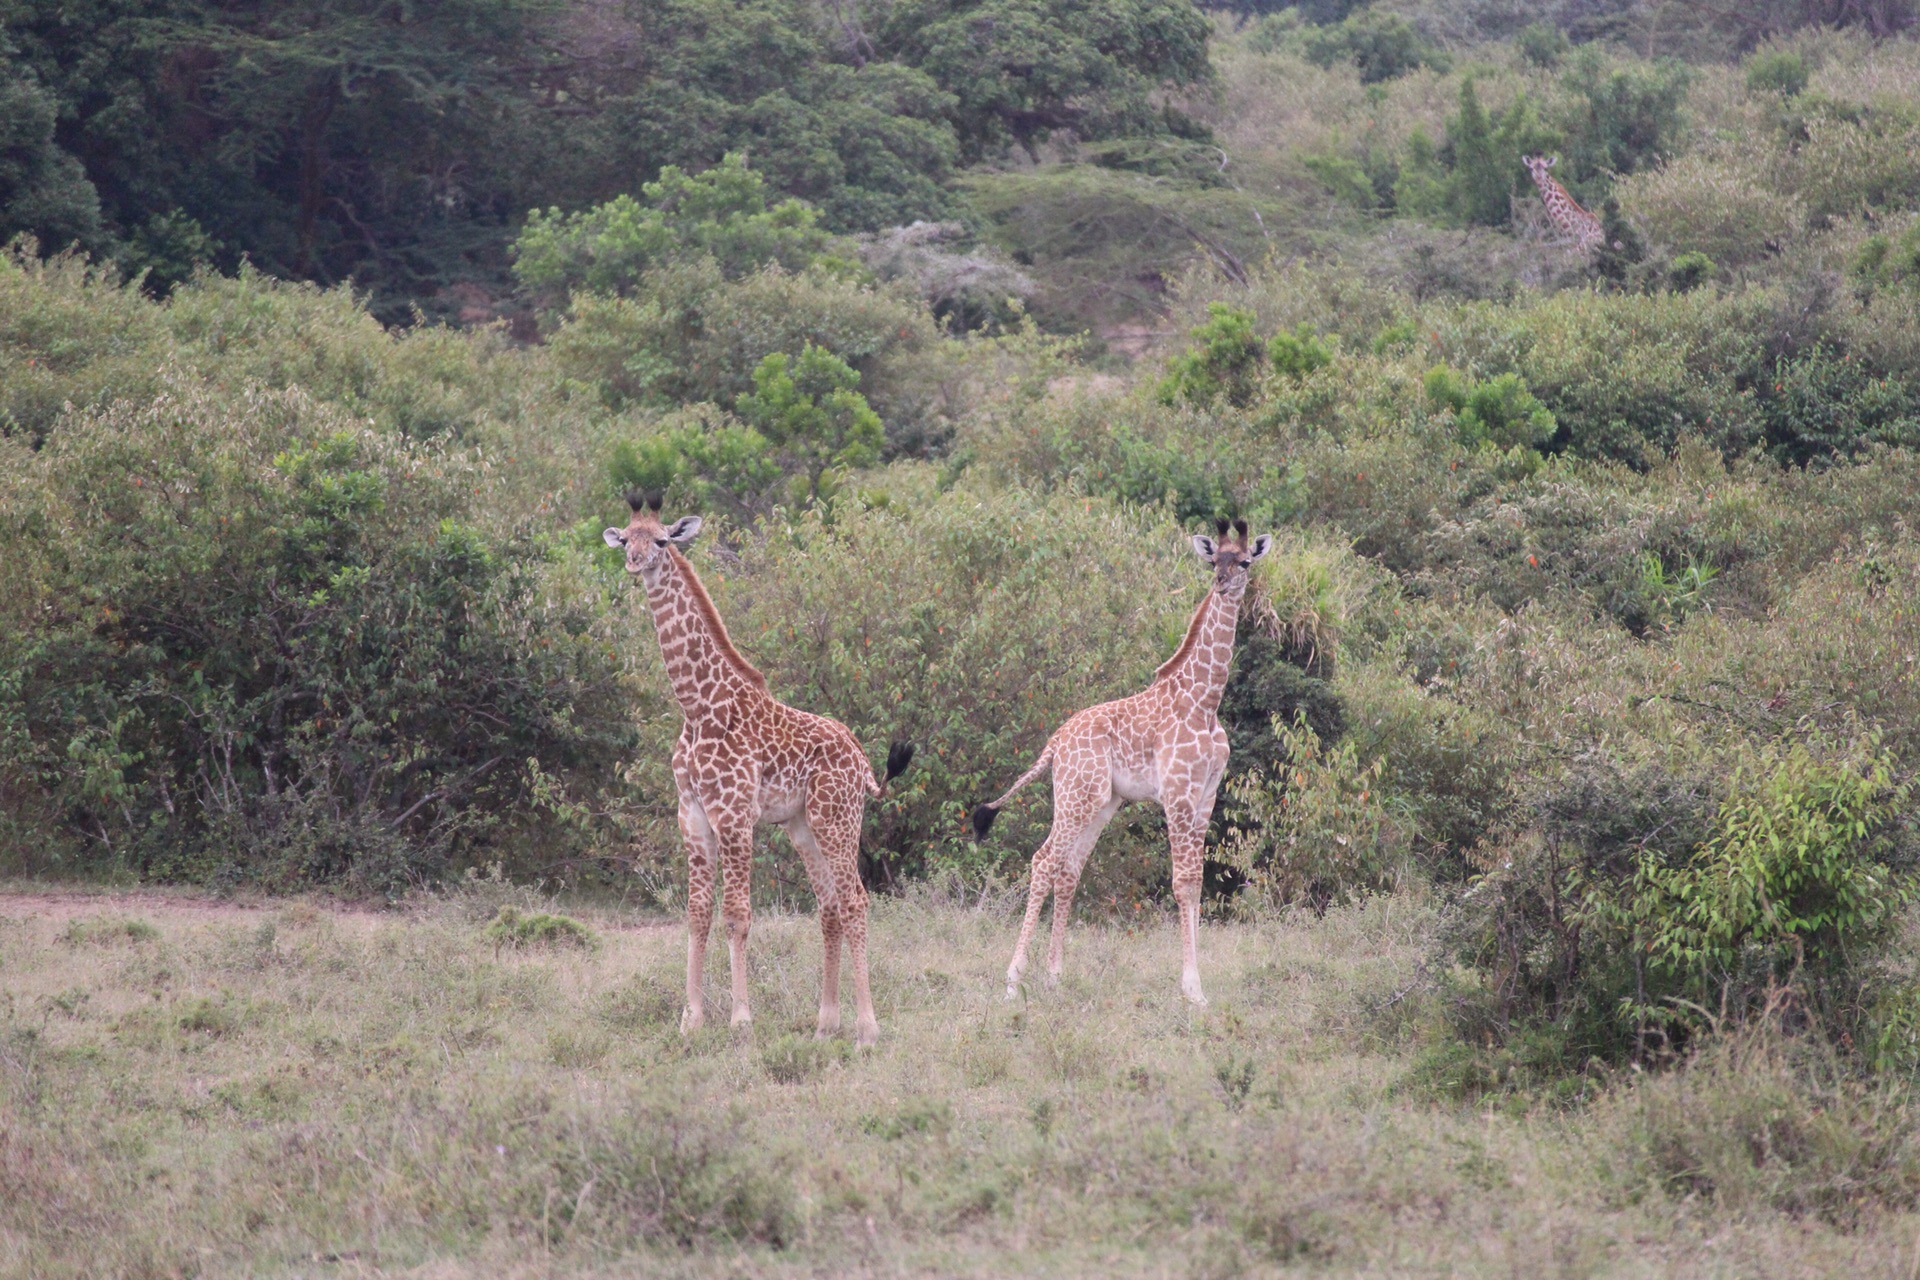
left=679, top=795, right=719, bottom=1035
left=717, top=821, right=757, bottom=1031
left=1166, top=804, right=1208, bottom=1007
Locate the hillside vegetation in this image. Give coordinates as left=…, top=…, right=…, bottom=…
left=5, top=0, right=1920, bottom=1261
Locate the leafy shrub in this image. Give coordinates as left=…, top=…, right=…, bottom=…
left=1745, top=49, right=1810, bottom=98
left=1268, top=324, right=1335, bottom=380
left=1668, top=251, right=1717, bottom=292
left=1629, top=739, right=1912, bottom=1028
left=761, top=1033, right=852, bottom=1082
left=1759, top=343, right=1920, bottom=465
left=1444, top=731, right=1915, bottom=1068
left=1300, top=10, right=1447, bottom=84
left=1789, top=103, right=1920, bottom=224
left=735, top=346, right=885, bottom=506
left=1516, top=22, right=1568, bottom=70
left=1424, top=366, right=1555, bottom=452
left=484, top=906, right=599, bottom=951
left=0, top=379, right=634, bottom=888
left=1220, top=713, right=1400, bottom=912
left=701, top=484, right=1207, bottom=890
left=513, top=154, right=831, bottom=300
left=1159, top=304, right=1267, bottom=408
left=1557, top=50, right=1691, bottom=186
left=545, top=257, right=937, bottom=430
left=1617, top=153, right=1803, bottom=269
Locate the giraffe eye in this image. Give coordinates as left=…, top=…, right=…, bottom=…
left=654, top=538, right=668, bottom=547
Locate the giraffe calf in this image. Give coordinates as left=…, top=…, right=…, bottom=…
left=607, top=494, right=912, bottom=1045
left=974, top=520, right=1270, bottom=1006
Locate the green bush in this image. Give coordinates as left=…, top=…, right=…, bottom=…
left=1268, top=324, right=1335, bottom=381
left=1219, top=712, right=1401, bottom=912
left=734, top=345, right=886, bottom=506
left=1159, top=304, right=1267, bottom=408
left=1557, top=50, right=1691, bottom=187
left=700, top=483, right=1208, bottom=890
left=1443, top=731, right=1915, bottom=1068
left=484, top=906, right=599, bottom=951
left=1759, top=343, right=1920, bottom=465
left=0, top=379, right=634, bottom=889
left=1424, top=366, right=1555, bottom=453
left=545, top=257, right=937, bottom=429
left=1617, top=154, right=1803, bottom=269
left=513, top=154, right=832, bottom=300
left=1300, top=10, right=1447, bottom=84
left=1745, top=49, right=1810, bottom=98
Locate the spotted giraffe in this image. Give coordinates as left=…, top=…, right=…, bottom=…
left=973, top=519, right=1272, bottom=1005
left=605, top=494, right=912, bottom=1045
left=1524, top=154, right=1605, bottom=253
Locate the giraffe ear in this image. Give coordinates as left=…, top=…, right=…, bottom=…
left=1248, top=534, right=1273, bottom=561
left=664, top=515, right=703, bottom=545
left=602, top=528, right=628, bottom=548
left=1191, top=534, right=1217, bottom=563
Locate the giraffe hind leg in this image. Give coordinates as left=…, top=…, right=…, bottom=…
left=784, top=813, right=844, bottom=1039
left=1045, top=794, right=1121, bottom=986
left=1006, top=831, right=1059, bottom=999
left=805, top=777, right=877, bottom=1045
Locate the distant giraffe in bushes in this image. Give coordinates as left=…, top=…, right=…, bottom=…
left=1524, top=154, right=1605, bottom=253
left=605, top=493, right=912, bottom=1045
left=972, top=519, right=1271, bottom=1006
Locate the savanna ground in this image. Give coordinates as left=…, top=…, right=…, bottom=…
left=7, top=880, right=1920, bottom=1278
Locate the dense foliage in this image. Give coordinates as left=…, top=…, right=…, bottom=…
left=6, top=7, right=1920, bottom=1091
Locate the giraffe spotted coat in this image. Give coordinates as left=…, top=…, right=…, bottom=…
left=605, top=497, right=908, bottom=1044
left=1524, top=154, right=1605, bottom=253
left=974, top=520, right=1272, bottom=1006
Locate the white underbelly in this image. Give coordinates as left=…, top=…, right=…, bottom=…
left=1111, top=763, right=1158, bottom=803
left=758, top=783, right=805, bottom=825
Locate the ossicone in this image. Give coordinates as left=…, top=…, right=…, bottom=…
left=625, top=490, right=663, bottom=513
left=1214, top=517, right=1230, bottom=536
left=1233, top=518, right=1249, bottom=538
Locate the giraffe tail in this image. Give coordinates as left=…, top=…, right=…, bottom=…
left=971, top=746, right=1053, bottom=840
left=867, top=740, right=916, bottom=796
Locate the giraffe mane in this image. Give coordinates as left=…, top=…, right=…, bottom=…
left=666, top=546, right=769, bottom=692
left=1153, top=590, right=1216, bottom=684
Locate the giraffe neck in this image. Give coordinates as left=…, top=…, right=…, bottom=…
left=1152, top=588, right=1241, bottom=714
left=641, top=548, right=769, bottom=721
left=1531, top=171, right=1600, bottom=241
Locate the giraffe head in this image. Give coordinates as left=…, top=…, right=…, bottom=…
left=603, top=491, right=703, bottom=580
left=1191, top=518, right=1272, bottom=599
left=1523, top=154, right=1559, bottom=185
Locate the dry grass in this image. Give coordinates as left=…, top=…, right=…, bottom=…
left=3, top=881, right=1919, bottom=1277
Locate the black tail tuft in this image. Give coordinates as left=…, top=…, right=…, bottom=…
left=971, top=804, right=999, bottom=841
left=885, top=741, right=915, bottom=782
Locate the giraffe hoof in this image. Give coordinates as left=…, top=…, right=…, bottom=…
left=730, top=1007, right=753, bottom=1030
left=815, top=1011, right=841, bottom=1039
left=680, top=1007, right=704, bottom=1035
left=1043, top=969, right=1061, bottom=991
left=855, top=1019, right=879, bottom=1048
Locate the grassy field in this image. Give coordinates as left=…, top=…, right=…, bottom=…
left=3, top=881, right=1918, bottom=1278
